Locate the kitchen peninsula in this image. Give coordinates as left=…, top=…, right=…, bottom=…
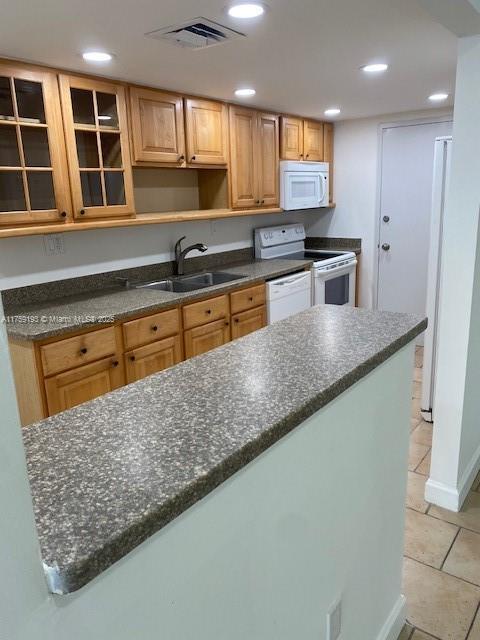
left=20, top=304, right=425, bottom=640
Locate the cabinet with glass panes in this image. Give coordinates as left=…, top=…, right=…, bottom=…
left=0, top=63, right=70, bottom=225
left=59, top=75, right=134, bottom=219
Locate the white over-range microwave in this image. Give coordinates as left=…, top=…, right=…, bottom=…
left=280, top=161, right=329, bottom=210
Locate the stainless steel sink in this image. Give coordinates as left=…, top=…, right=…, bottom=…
left=133, top=271, right=247, bottom=293
left=177, top=272, right=246, bottom=286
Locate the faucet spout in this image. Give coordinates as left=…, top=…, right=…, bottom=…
left=174, top=238, right=208, bottom=276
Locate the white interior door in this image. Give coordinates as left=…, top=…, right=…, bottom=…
left=376, top=120, right=452, bottom=343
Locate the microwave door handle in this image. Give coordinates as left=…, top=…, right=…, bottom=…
left=318, top=174, right=325, bottom=204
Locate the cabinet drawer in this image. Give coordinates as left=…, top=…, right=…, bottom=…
left=123, top=308, right=180, bottom=350
left=40, top=327, right=117, bottom=377
left=183, top=295, right=229, bottom=330
left=230, top=284, right=266, bottom=315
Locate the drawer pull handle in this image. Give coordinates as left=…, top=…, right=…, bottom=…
left=234, top=318, right=239, bottom=323
left=80, top=209, right=85, bottom=216
left=225, top=321, right=229, bottom=326
left=206, top=309, right=212, bottom=314
left=151, top=325, right=158, bottom=332
left=80, top=347, right=88, bottom=355
left=248, top=296, right=253, bottom=301
left=130, top=355, right=136, bottom=362
left=179, top=155, right=185, bottom=161
left=191, top=155, right=196, bottom=161
left=112, top=360, right=119, bottom=367
left=60, top=211, right=67, bottom=218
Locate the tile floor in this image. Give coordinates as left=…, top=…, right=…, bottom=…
left=399, top=346, right=480, bottom=640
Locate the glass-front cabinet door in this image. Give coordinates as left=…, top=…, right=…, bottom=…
left=0, top=64, right=70, bottom=226
left=59, top=75, right=134, bottom=219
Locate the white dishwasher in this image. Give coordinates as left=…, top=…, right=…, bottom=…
left=266, top=271, right=312, bottom=324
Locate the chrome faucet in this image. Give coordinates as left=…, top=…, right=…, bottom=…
left=174, top=236, right=208, bottom=276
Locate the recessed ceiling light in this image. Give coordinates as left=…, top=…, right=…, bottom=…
left=429, top=92, right=449, bottom=102
left=324, top=108, right=341, bottom=117
left=361, top=63, right=388, bottom=73
left=82, top=51, right=113, bottom=63
left=235, top=88, right=256, bottom=97
left=228, top=2, right=265, bottom=18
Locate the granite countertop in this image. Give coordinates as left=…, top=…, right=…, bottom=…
left=4, top=258, right=312, bottom=341
left=22, top=304, right=426, bottom=594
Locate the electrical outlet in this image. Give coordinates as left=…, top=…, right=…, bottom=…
left=327, top=598, right=342, bottom=640
left=43, top=234, right=65, bottom=256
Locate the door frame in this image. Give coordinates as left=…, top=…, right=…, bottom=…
left=373, top=114, right=453, bottom=309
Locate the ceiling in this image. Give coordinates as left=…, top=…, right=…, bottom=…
left=0, top=0, right=458, bottom=120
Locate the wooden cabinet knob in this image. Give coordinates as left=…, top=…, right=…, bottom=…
left=248, top=297, right=253, bottom=301
left=130, top=355, right=136, bottom=362
left=112, top=360, right=119, bottom=367
left=80, top=209, right=85, bottom=216
left=179, top=155, right=185, bottom=161
left=151, top=325, right=158, bottom=332
left=60, top=211, right=67, bottom=218
left=191, top=155, right=196, bottom=161
left=206, top=309, right=211, bottom=314
left=234, top=318, right=239, bottom=323
left=306, top=154, right=309, bottom=159
left=80, top=347, right=87, bottom=355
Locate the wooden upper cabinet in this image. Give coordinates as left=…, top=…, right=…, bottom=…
left=229, top=106, right=257, bottom=209
left=257, top=113, right=279, bottom=206
left=280, top=116, right=304, bottom=160
left=59, top=75, right=135, bottom=220
left=303, top=119, right=324, bottom=161
left=184, top=98, right=228, bottom=165
left=229, top=106, right=279, bottom=209
left=0, top=62, right=71, bottom=226
left=129, top=87, right=185, bottom=165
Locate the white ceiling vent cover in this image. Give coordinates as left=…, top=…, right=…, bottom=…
left=146, top=18, right=245, bottom=49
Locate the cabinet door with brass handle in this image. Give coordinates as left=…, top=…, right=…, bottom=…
left=0, top=62, right=71, bottom=227
left=184, top=319, right=230, bottom=359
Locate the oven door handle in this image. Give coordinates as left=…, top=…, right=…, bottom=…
left=315, top=260, right=357, bottom=277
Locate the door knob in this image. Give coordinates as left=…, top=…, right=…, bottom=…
left=382, top=243, right=391, bottom=251
left=383, top=215, right=390, bottom=223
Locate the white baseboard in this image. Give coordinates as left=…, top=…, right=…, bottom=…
left=376, top=594, right=407, bottom=640
left=425, top=441, right=480, bottom=512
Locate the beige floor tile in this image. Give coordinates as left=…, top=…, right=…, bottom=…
left=403, top=557, right=480, bottom=640
left=411, top=421, right=433, bottom=447
left=398, top=623, right=415, bottom=639
left=443, top=528, right=480, bottom=586
left=429, top=492, right=480, bottom=534
left=409, top=441, right=430, bottom=472
left=468, top=608, right=480, bottom=639
left=407, top=471, right=429, bottom=513
left=411, top=631, right=439, bottom=639
left=414, top=367, right=423, bottom=382
left=412, top=397, right=422, bottom=421
left=411, top=418, right=422, bottom=433
left=473, top=472, right=480, bottom=493
left=412, top=381, right=422, bottom=399
left=416, top=450, right=431, bottom=476
left=404, top=508, right=458, bottom=569
left=397, top=623, right=413, bottom=640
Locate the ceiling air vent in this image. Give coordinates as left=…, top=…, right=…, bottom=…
left=146, top=18, right=245, bottom=50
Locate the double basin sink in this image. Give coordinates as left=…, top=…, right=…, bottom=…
left=132, top=271, right=247, bottom=293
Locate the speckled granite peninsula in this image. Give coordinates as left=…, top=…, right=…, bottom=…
left=22, top=304, right=426, bottom=594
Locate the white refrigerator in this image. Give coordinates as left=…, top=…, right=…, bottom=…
left=421, top=136, right=452, bottom=423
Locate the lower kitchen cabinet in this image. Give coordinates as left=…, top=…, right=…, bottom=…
left=231, top=305, right=266, bottom=340
left=184, top=319, right=230, bottom=359
left=44, top=355, right=124, bottom=415
left=125, top=335, right=183, bottom=383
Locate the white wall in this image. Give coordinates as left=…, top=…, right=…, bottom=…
left=308, top=108, right=452, bottom=308
left=0, top=210, right=321, bottom=291
left=426, top=34, right=480, bottom=510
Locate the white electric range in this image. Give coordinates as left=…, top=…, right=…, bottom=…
left=254, top=223, right=357, bottom=309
